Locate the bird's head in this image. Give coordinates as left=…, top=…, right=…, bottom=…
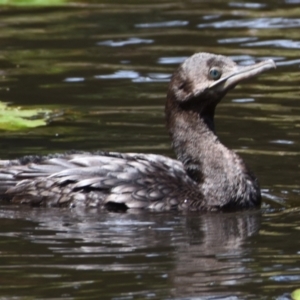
left=167, top=52, right=276, bottom=115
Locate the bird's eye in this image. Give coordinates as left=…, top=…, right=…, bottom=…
left=209, top=68, right=221, bottom=80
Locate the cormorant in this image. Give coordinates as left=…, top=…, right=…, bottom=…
left=0, top=53, right=276, bottom=211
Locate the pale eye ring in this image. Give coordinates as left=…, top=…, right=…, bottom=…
left=209, top=68, right=221, bottom=80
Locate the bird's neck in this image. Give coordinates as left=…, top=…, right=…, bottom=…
left=166, top=104, right=261, bottom=209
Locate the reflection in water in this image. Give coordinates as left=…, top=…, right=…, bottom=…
left=171, top=213, right=260, bottom=298
left=0, top=206, right=261, bottom=299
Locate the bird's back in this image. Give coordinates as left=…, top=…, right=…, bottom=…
left=0, top=151, right=202, bottom=211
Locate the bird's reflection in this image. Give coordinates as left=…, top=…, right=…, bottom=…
left=171, top=212, right=261, bottom=298
left=0, top=205, right=261, bottom=298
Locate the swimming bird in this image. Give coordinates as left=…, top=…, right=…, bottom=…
left=0, top=53, right=275, bottom=211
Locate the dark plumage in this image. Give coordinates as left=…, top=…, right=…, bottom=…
left=0, top=53, right=276, bottom=211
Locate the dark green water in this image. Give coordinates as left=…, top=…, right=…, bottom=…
left=0, top=0, right=299, bottom=299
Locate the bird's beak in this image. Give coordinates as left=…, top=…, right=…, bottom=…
left=209, top=59, right=276, bottom=90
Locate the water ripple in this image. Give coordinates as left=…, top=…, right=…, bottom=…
left=229, top=2, right=266, bottom=8
left=95, top=70, right=139, bottom=79
left=97, top=37, right=153, bottom=47
left=158, top=56, right=187, bottom=64
left=95, top=71, right=170, bottom=82
left=198, top=17, right=300, bottom=29
left=243, top=39, right=300, bottom=49
left=232, top=98, right=255, bottom=103
left=270, top=275, right=300, bottom=282
left=270, top=140, right=294, bottom=145
left=135, top=20, right=188, bottom=28
left=286, top=0, right=300, bottom=3
left=229, top=54, right=283, bottom=65
left=64, top=77, right=85, bottom=82
left=132, top=73, right=170, bottom=83
left=218, top=37, right=257, bottom=44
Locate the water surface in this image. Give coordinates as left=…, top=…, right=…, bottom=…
left=0, top=0, right=299, bottom=299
